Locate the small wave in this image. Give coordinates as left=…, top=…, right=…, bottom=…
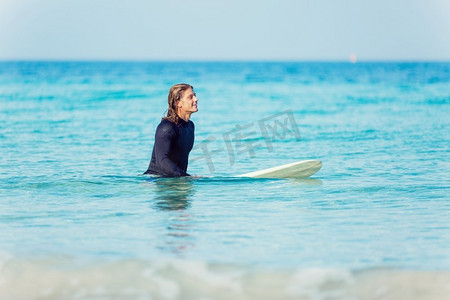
left=0, top=257, right=448, bottom=300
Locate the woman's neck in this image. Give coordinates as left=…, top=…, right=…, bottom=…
left=177, top=110, right=191, bottom=122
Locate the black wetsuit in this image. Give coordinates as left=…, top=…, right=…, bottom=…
left=144, top=118, right=194, bottom=177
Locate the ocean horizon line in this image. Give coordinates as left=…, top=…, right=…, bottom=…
left=1, top=59, right=449, bottom=64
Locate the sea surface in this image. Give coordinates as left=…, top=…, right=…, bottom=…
left=0, top=61, right=449, bottom=299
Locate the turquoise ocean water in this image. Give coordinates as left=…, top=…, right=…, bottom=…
left=0, top=62, right=449, bottom=299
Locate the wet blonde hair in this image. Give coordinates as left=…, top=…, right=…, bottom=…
left=163, top=83, right=193, bottom=124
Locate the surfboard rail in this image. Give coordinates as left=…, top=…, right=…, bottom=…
left=236, top=159, right=322, bottom=179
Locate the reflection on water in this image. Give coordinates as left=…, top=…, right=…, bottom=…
left=149, top=177, right=197, bottom=254
left=153, top=177, right=195, bottom=211
left=290, top=178, right=323, bottom=185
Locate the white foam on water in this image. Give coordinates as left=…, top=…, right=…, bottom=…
left=285, top=268, right=354, bottom=299
left=0, top=257, right=449, bottom=300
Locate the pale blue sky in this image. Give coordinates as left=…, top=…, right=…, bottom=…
left=1, top=0, right=449, bottom=61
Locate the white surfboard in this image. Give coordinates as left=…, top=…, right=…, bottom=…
left=236, top=160, right=322, bottom=179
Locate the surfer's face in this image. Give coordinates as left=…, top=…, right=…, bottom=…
left=177, top=88, right=198, bottom=114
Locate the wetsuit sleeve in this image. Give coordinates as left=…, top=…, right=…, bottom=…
left=154, top=123, right=189, bottom=177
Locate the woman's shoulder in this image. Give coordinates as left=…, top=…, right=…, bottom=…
left=158, top=118, right=194, bottom=131
left=157, top=119, right=178, bottom=134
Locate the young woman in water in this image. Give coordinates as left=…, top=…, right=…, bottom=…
left=144, top=83, right=198, bottom=176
